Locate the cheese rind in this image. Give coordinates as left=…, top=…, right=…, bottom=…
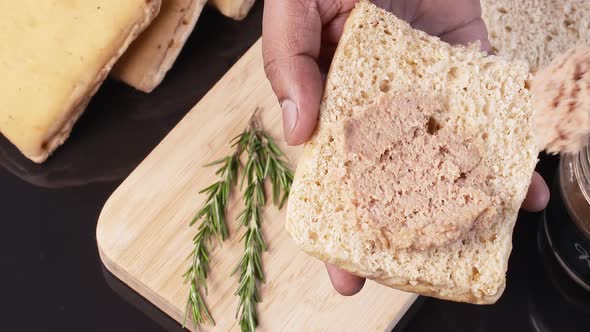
left=0, top=0, right=161, bottom=162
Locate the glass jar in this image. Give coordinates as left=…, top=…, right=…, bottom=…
left=543, top=139, right=590, bottom=291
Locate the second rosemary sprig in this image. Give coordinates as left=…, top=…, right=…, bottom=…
left=183, top=147, right=242, bottom=327
left=232, top=121, right=293, bottom=332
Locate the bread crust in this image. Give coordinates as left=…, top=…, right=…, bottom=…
left=111, top=0, right=207, bottom=93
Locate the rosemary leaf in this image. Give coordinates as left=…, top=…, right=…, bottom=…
left=203, top=157, right=229, bottom=167
left=198, top=182, right=218, bottom=194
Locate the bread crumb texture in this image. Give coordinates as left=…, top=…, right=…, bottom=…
left=532, top=45, right=590, bottom=154
left=286, top=1, right=537, bottom=304
left=482, top=0, right=590, bottom=72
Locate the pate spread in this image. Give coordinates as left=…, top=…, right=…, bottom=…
left=532, top=45, right=590, bottom=154
left=342, top=93, right=495, bottom=251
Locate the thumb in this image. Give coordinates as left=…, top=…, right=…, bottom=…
left=262, top=0, right=323, bottom=145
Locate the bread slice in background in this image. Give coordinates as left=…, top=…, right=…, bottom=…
left=286, top=1, right=537, bottom=304
left=482, top=0, right=590, bottom=72
left=0, top=0, right=161, bottom=163
left=209, top=0, right=256, bottom=20
left=111, top=0, right=207, bottom=93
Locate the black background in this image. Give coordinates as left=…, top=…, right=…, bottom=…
left=1, top=3, right=588, bottom=331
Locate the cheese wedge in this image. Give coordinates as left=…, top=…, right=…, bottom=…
left=209, top=0, right=256, bottom=20
left=0, top=0, right=161, bottom=163
left=111, top=0, right=207, bottom=93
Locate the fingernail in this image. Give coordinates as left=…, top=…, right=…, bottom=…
left=281, top=99, right=298, bottom=142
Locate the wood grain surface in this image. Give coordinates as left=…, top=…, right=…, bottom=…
left=96, top=39, right=417, bottom=332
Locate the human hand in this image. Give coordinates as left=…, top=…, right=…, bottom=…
left=262, top=0, right=549, bottom=296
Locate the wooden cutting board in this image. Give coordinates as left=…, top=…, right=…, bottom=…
left=96, top=39, right=417, bottom=332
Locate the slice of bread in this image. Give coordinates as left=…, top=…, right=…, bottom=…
left=285, top=1, right=537, bottom=304
left=482, top=0, right=590, bottom=72
left=112, top=0, right=207, bottom=93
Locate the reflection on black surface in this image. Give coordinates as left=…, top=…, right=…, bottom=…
left=0, top=79, right=183, bottom=188
left=101, top=265, right=186, bottom=332
left=0, top=5, right=263, bottom=189
left=3, top=2, right=587, bottom=331
left=528, top=219, right=590, bottom=332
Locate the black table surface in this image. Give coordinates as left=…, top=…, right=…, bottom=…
left=2, top=3, right=588, bottom=332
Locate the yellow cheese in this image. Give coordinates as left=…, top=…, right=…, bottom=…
left=111, top=0, right=207, bottom=93
left=0, top=0, right=161, bottom=163
left=209, top=0, right=256, bottom=20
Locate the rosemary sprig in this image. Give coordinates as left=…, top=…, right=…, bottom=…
left=182, top=113, right=293, bottom=332
left=183, top=150, right=242, bottom=327
left=232, top=122, right=293, bottom=332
